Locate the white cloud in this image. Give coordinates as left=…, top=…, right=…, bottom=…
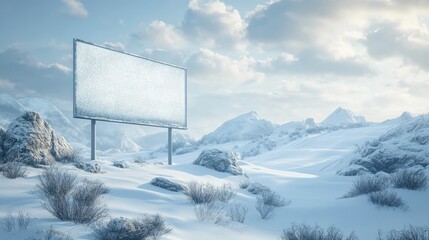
left=0, top=79, right=15, bottom=90
left=137, top=20, right=186, bottom=50
left=62, top=0, right=88, bottom=17
left=182, top=0, right=246, bottom=50
left=186, top=48, right=264, bottom=85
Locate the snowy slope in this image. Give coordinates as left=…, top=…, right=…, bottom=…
left=201, top=111, right=275, bottom=144
left=321, top=107, right=366, bottom=126
left=0, top=93, right=29, bottom=127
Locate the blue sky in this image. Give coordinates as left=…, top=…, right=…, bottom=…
left=1, top=0, right=429, bottom=137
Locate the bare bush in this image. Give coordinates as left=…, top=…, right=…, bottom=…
left=17, top=210, right=31, bottom=230
left=2, top=161, right=27, bottom=179
left=37, top=167, right=108, bottom=224
left=216, top=184, right=236, bottom=203
left=1, top=212, right=15, bottom=232
left=239, top=180, right=250, bottom=189
left=255, top=199, right=276, bottom=220
left=183, top=181, right=217, bottom=204
left=37, top=225, right=73, bottom=240
left=92, top=214, right=171, bottom=240
left=344, top=175, right=389, bottom=198
left=368, top=190, right=406, bottom=209
left=281, top=223, right=358, bottom=240
left=255, top=191, right=290, bottom=220
left=58, top=148, right=82, bottom=164
left=194, top=202, right=225, bottom=223
left=392, top=169, right=428, bottom=191
left=227, top=203, right=248, bottom=223
left=377, top=225, right=429, bottom=240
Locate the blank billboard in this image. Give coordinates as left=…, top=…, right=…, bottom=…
left=73, top=39, right=187, bottom=129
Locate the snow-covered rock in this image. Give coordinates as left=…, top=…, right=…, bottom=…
left=201, top=111, right=275, bottom=144
left=113, top=160, right=129, bottom=168
left=321, top=107, right=366, bottom=126
left=3, top=111, right=73, bottom=165
left=193, top=149, right=243, bottom=175
left=151, top=177, right=184, bottom=192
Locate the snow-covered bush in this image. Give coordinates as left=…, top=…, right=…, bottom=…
left=255, top=191, right=289, bottom=220
left=37, top=167, right=109, bottom=224
left=368, top=190, right=406, bottom=209
left=1, top=161, right=27, bottom=179
left=343, top=174, right=390, bottom=198
left=391, top=169, right=428, bottom=191
left=1, top=212, right=15, bottom=232
left=74, top=161, right=103, bottom=173
left=58, top=148, right=82, bottom=164
left=17, top=210, right=31, bottom=231
left=239, top=180, right=250, bottom=189
left=184, top=181, right=237, bottom=204
left=227, top=203, right=248, bottom=223
left=92, top=214, right=171, bottom=240
left=113, top=160, right=129, bottom=168
left=183, top=181, right=217, bottom=204
left=377, top=225, right=429, bottom=240
left=247, top=182, right=271, bottom=195
left=194, top=202, right=225, bottom=223
left=216, top=184, right=236, bottom=203
left=281, top=223, right=358, bottom=240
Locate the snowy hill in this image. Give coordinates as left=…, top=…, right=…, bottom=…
left=0, top=93, right=29, bottom=127
left=343, top=114, right=429, bottom=175
left=321, top=107, right=366, bottom=126
left=201, top=111, right=275, bottom=144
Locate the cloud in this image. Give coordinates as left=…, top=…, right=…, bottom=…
left=182, top=0, right=246, bottom=50
left=103, top=42, right=125, bottom=51
left=364, top=22, right=429, bottom=71
left=0, top=48, right=72, bottom=101
left=62, top=0, right=88, bottom=17
left=134, top=20, right=186, bottom=50
left=258, top=49, right=372, bottom=76
left=0, top=79, right=15, bottom=90
left=186, top=48, right=264, bottom=85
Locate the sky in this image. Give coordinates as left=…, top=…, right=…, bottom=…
left=1, top=0, right=429, bottom=138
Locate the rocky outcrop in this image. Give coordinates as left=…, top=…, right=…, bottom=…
left=193, top=149, right=243, bottom=175
left=150, top=177, right=184, bottom=192
left=0, top=127, right=6, bottom=162
left=2, top=111, right=73, bottom=165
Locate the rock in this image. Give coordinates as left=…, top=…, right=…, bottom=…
left=3, top=111, right=73, bottom=165
left=151, top=177, right=184, bottom=192
left=0, top=127, right=6, bottom=162
left=247, top=182, right=271, bottom=195
left=75, top=161, right=103, bottom=173
left=193, top=149, right=243, bottom=175
left=113, top=160, right=129, bottom=168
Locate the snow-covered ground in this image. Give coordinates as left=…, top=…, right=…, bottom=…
left=1, top=114, right=429, bottom=239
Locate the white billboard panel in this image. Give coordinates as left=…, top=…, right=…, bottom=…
left=73, top=39, right=187, bottom=129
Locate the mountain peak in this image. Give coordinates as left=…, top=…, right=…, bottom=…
left=321, top=107, right=365, bottom=126
left=236, top=111, right=259, bottom=121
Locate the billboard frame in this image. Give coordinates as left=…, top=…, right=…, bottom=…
left=73, top=38, right=187, bottom=164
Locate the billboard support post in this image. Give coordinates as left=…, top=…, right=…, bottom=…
left=91, top=119, right=96, bottom=160
left=168, top=128, right=172, bottom=165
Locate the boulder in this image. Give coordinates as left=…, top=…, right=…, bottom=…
left=151, top=177, right=184, bottom=192
left=193, top=149, right=243, bottom=175
left=3, top=111, right=73, bottom=165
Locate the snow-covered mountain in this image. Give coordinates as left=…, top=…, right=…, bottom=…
left=201, top=111, right=275, bottom=144
left=0, top=93, right=29, bottom=127
left=135, top=131, right=195, bottom=152
left=321, top=107, right=366, bottom=126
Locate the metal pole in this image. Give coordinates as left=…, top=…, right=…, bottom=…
left=168, top=127, right=172, bottom=165
left=91, top=119, right=96, bottom=160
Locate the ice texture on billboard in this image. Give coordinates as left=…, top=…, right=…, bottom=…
left=74, top=40, right=186, bottom=129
